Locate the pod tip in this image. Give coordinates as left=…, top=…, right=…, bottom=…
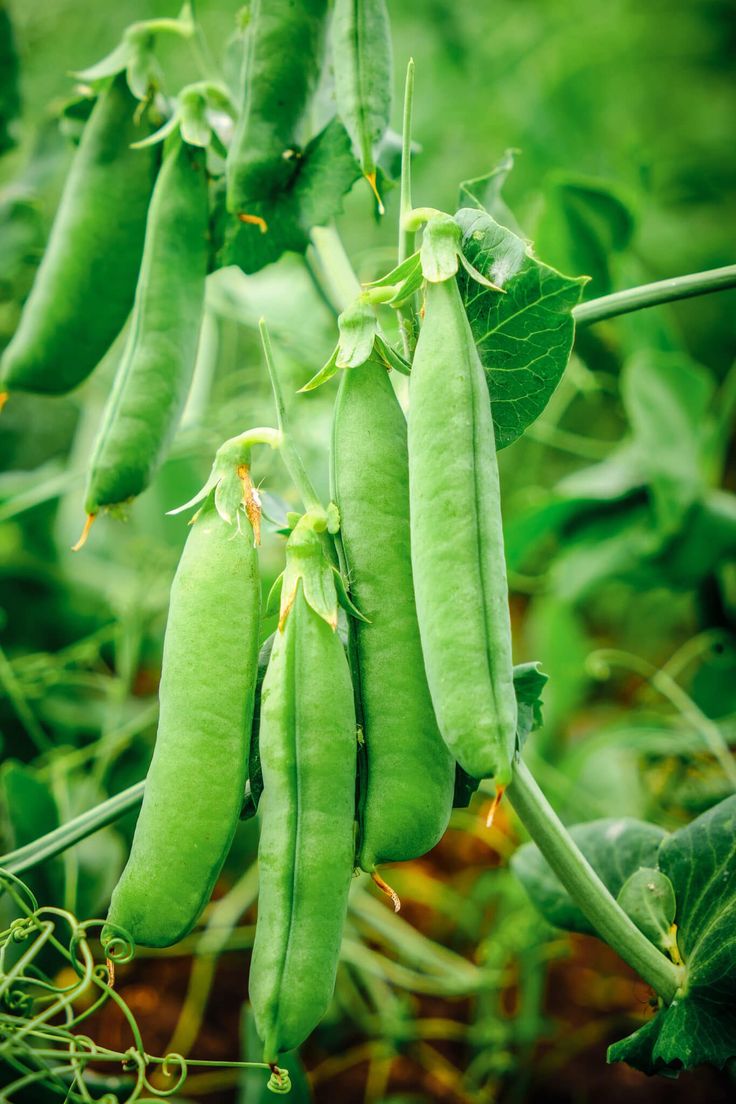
left=485, top=784, right=506, bottom=829
left=372, top=870, right=401, bottom=913
left=71, top=514, right=96, bottom=552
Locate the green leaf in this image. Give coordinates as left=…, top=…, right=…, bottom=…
left=372, top=334, right=411, bottom=376
left=609, top=798, right=736, bottom=1075
left=533, top=173, right=636, bottom=297
left=656, top=490, right=736, bottom=590
left=455, top=207, right=586, bottom=449
left=458, top=148, right=525, bottom=238
left=621, top=352, right=714, bottom=537
left=660, top=796, right=736, bottom=1004
left=512, top=817, right=667, bottom=936
left=419, top=212, right=461, bottom=283
left=1, top=761, right=64, bottom=907
left=73, top=38, right=136, bottom=83
left=366, top=251, right=421, bottom=290
left=221, top=117, right=360, bottom=276
left=280, top=512, right=339, bottom=629
left=298, top=345, right=340, bottom=393
left=337, top=297, right=377, bottom=368
left=616, top=868, right=676, bottom=953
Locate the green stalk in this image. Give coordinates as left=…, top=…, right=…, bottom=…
left=397, top=58, right=417, bottom=358
left=0, top=781, right=145, bottom=876
left=258, top=319, right=323, bottom=516
left=398, top=59, right=415, bottom=266
left=308, top=224, right=362, bottom=313
left=507, top=759, right=683, bottom=1003
left=574, top=264, right=736, bottom=326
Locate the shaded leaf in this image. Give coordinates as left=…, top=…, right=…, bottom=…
left=221, top=118, right=360, bottom=276
left=512, top=817, right=666, bottom=936
left=609, top=798, right=736, bottom=1075
left=621, top=352, right=714, bottom=537
left=458, top=148, right=525, bottom=238
left=534, top=173, right=636, bottom=297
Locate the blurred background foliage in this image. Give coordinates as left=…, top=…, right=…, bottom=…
left=0, top=0, right=735, bottom=1101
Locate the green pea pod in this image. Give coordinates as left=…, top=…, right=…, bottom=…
left=82, top=133, right=208, bottom=524
left=105, top=493, right=261, bottom=948
left=226, top=0, right=328, bottom=214
left=408, top=277, right=517, bottom=783
left=249, top=517, right=356, bottom=1063
left=332, top=0, right=392, bottom=195
left=0, top=74, right=158, bottom=397
left=331, top=361, right=454, bottom=870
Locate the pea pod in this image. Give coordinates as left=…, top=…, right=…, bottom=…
left=0, top=74, right=158, bottom=397
left=82, top=133, right=208, bottom=523
left=408, top=276, right=517, bottom=783
left=331, top=0, right=392, bottom=198
left=249, top=514, right=356, bottom=1063
left=330, top=361, right=454, bottom=870
left=226, top=0, right=328, bottom=214
left=105, top=490, right=261, bottom=948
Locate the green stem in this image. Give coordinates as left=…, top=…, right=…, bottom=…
left=397, top=58, right=417, bottom=359
left=307, top=225, right=362, bottom=314
left=574, top=264, right=736, bottom=326
left=258, top=320, right=323, bottom=516
left=398, top=59, right=415, bottom=267
left=507, top=759, right=683, bottom=1003
left=0, top=781, right=145, bottom=876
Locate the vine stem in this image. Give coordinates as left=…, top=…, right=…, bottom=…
left=308, top=224, right=362, bottom=313
left=258, top=319, right=323, bottom=515
left=396, top=58, right=417, bottom=358
left=0, top=781, right=145, bottom=875
left=398, top=59, right=415, bottom=267
left=573, top=264, right=736, bottom=326
left=507, top=759, right=683, bottom=1003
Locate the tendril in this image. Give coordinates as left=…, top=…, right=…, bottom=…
left=267, top=1065, right=292, bottom=1094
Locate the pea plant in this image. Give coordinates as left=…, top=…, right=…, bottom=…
left=1, top=1, right=735, bottom=1100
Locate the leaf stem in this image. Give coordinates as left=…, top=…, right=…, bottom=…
left=398, top=59, right=415, bottom=267
left=258, top=323, right=339, bottom=568
left=507, top=759, right=683, bottom=1003
left=397, top=58, right=417, bottom=358
left=573, top=264, right=736, bottom=326
left=307, top=225, right=362, bottom=314
left=0, top=781, right=145, bottom=876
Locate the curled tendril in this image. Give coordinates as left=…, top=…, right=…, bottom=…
left=1, top=870, right=283, bottom=1103
left=4, top=986, right=33, bottom=1015
left=100, top=922, right=136, bottom=965
left=151, top=1052, right=188, bottom=1096
left=267, top=1066, right=292, bottom=1094
left=9, top=916, right=36, bottom=942
left=0, top=869, right=40, bottom=913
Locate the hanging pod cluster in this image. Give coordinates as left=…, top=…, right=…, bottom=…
left=5, top=0, right=521, bottom=1076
